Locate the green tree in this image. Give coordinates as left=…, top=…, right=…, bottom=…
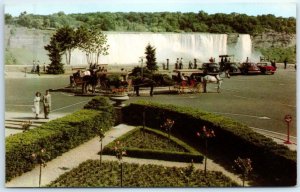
left=44, top=37, right=65, bottom=74
left=5, top=13, right=13, bottom=25
left=55, top=26, right=77, bottom=65
left=145, top=43, right=158, bottom=71
left=76, top=26, right=109, bottom=65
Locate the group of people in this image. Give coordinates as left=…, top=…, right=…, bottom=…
left=33, top=90, right=51, bottom=119
left=174, top=58, right=184, bottom=69
left=31, top=60, right=41, bottom=75
left=174, top=58, right=199, bottom=70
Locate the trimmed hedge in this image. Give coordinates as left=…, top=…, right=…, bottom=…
left=6, top=97, right=115, bottom=182
left=103, top=127, right=203, bottom=163
left=122, top=101, right=297, bottom=186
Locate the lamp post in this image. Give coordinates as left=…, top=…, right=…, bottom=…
left=284, top=114, right=292, bottom=144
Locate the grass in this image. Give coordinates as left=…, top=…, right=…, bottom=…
left=121, top=128, right=188, bottom=152
left=102, top=127, right=203, bottom=163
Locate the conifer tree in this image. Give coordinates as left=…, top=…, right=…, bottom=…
left=145, top=43, right=158, bottom=71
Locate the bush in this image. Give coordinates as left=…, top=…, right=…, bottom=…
left=122, top=101, right=297, bottom=186
left=6, top=98, right=115, bottom=182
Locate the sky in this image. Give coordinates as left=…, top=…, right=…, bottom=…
left=2, top=0, right=298, bottom=18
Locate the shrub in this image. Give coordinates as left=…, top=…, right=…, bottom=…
left=103, top=127, right=203, bottom=163
left=122, top=101, right=297, bottom=186
left=6, top=97, right=115, bottom=182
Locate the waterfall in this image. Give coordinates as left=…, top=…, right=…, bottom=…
left=6, top=27, right=256, bottom=66
left=71, top=32, right=227, bottom=65
left=234, top=34, right=252, bottom=62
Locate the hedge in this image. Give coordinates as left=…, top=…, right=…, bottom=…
left=103, top=127, right=203, bottom=163
left=122, top=101, right=297, bottom=186
left=6, top=97, right=115, bottom=182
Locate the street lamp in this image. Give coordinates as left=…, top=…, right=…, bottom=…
left=284, top=114, right=293, bottom=144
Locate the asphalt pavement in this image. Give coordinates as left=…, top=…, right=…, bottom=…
left=4, top=67, right=297, bottom=142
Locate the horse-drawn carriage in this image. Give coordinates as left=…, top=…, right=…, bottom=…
left=172, top=69, right=223, bottom=93
left=172, top=69, right=203, bottom=93
left=70, top=66, right=131, bottom=95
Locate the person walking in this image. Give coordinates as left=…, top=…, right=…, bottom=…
left=42, top=90, right=51, bottom=119
left=33, top=92, right=41, bottom=119
left=284, top=58, right=288, bottom=69
left=31, top=60, right=36, bottom=73
left=179, top=58, right=183, bottom=69
left=36, top=64, right=40, bottom=76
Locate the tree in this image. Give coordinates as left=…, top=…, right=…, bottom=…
left=44, top=37, right=65, bottom=74
left=76, top=26, right=109, bottom=65
left=145, top=43, right=158, bottom=71
left=55, top=26, right=77, bottom=65
left=5, top=13, right=13, bottom=25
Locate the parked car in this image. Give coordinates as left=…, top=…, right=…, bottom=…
left=201, top=62, right=220, bottom=75
left=219, top=55, right=241, bottom=74
left=257, top=62, right=276, bottom=75
left=239, top=62, right=261, bottom=75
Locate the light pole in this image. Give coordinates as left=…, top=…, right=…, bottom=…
left=284, top=114, right=293, bottom=144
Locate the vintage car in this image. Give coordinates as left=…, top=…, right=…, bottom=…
left=256, top=62, right=276, bottom=74
left=219, top=55, right=241, bottom=74
left=201, top=62, right=220, bottom=75
left=239, top=62, right=261, bottom=75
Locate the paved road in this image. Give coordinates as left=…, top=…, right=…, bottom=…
left=127, top=68, right=297, bottom=137
left=4, top=68, right=297, bottom=138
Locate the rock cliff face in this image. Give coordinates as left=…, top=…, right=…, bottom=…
left=228, top=32, right=296, bottom=50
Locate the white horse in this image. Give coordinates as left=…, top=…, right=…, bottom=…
left=201, top=74, right=223, bottom=93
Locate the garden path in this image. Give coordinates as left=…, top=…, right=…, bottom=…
left=6, top=124, right=247, bottom=187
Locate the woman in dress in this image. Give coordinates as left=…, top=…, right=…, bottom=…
left=34, top=92, right=41, bottom=119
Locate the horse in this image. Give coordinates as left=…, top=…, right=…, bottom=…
left=201, top=73, right=223, bottom=93
left=132, top=77, right=156, bottom=96
left=81, top=69, right=99, bottom=94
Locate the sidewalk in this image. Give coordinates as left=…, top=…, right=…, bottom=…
left=4, top=71, right=70, bottom=79
left=5, top=112, right=68, bottom=137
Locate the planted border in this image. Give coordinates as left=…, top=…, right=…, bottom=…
left=48, top=160, right=239, bottom=187
left=6, top=97, right=115, bottom=182
left=103, top=127, right=203, bottom=163
left=122, top=101, right=297, bottom=186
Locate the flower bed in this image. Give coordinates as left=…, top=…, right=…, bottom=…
left=121, top=101, right=297, bottom=186
left=103, top=127, right=203, bottom=163
left=48, top=160, right=239, bottom=187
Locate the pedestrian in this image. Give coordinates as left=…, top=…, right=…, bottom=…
left=175, top=58, right=179, bottom=69
left=43, top=63, right=46, bottom=72
left=31, top=60, right=36, bottom=73
left=179, top=58, right=183, bottom=69
left=188, top=61, right=192, bottom=69
left=36, top=64, right=40, bottom=76
left=194, top=58, right=197, bottom=69
left=42, top=90, right=51, bottom=119
left=284, top=58, right=288, bottom=69
left=33, top=92, right=41, bottom=119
